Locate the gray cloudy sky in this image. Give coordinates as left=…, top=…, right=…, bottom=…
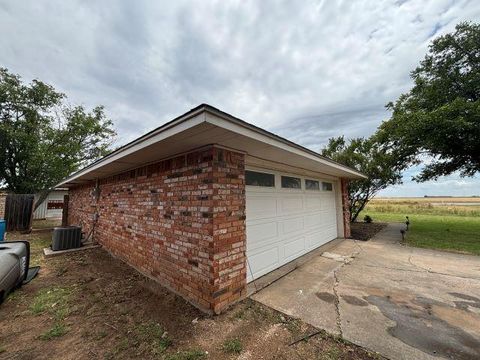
left=1, top=0, right=479, bottom=196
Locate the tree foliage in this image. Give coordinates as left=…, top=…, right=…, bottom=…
left=0, top=68, right=116, bottom=198
left=321, top=136, right=404, bottom=222
left=378, top=22, right=480, bottom=181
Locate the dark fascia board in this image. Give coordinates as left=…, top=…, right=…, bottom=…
left=56, top=103, right=366, bottom=187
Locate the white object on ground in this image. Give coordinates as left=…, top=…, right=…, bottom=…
left=321, top=252, right=354, bottom=263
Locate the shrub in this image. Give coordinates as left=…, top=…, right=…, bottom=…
left=363, top=215, right=373, bottom=223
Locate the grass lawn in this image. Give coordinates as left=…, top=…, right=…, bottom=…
left=361, top=198, right=480, bottom=255
left=32, top=218, right=61, bottom=229
left=7, top=231, right=52, bottom=267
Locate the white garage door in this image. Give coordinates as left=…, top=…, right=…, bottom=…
left=246, top=169, right=338, bottom=281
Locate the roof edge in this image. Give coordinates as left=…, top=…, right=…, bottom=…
left=56, top=104, right=367, bottom=187
left=201, top=104, right=366, bottom=179
left=55, top=105, right=208, bottom=187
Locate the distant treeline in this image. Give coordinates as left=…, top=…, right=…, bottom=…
left=424, top=195, right=479, bottom=198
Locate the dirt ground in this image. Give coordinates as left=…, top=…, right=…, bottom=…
left=350, top=222, right=387, bottom=241
left=0, top=231, right=381, bottom=360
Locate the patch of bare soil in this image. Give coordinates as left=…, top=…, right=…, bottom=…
left=0, top=231, right=382, bottom=360
left=350, top=222, right=387, bottom=241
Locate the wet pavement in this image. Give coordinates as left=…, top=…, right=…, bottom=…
left=252, top=223, right=480, bottom=360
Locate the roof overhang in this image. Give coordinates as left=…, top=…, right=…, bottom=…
left=56, top=104, right=366, bottom=188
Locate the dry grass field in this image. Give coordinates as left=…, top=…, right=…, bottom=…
left=373, top=196, right=480, bottom=204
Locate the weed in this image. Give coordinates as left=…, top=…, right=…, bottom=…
left=0, top=345, right=5, bottom=353
left=222, top=338, right=242, bottom=354
left=134, top=321, right=171, bottom=355
left=39, top=323, right=68, bottom=340
left=284, top=318, right=303, bottom=336
left=30, top=286, right=74, bottom=320
left=233, top=308, right=246, bottom=320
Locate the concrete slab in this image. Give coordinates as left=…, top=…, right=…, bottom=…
left=43, top=243, right=100, bottom=257
left=247, top=237, right=346, bottom=296
left=253, top=254, right=342, bottom=335
left=252, top=223, right=480, bottom=360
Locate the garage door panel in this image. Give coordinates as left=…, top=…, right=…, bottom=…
left=305, top=212, right=323, bottom=229
left=246, top=196, right=277, bottom=219
left=281, top=216, right=304, bottom=235
left=305, top=196, right=322, bottom=210
left=323, top=225, right=338, bottom=239
left=321, top=196, right=335, bottom=211
left=322, top=211, right=337, bottom=225
left=246, top=221, right=278, bottom=250
left=246, top=171, right=338, bottom=282
left=306, top=231, right=327, bottom=249
left=284, top=236, right=306, bottom=262
left=279, top=196, right=304, bottom=214
left=247, top=245, right=280, bottom=280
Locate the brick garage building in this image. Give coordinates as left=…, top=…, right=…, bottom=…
left=58, top=104, right=365, bottom=314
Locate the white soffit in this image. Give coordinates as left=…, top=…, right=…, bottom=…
left=57, top=105, right=366, bottom=187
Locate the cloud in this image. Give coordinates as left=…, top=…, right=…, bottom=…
left=271, top=105, right=390, bottom=151
left=0, top=0, right=479, bottom=195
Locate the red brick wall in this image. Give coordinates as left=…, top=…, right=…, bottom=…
left=340, top=178, right=351, bottom=238
left=68, top=186, right=95, bottom=237
left=67, top=146, right=246, bottom=313
left=211, top=149, right=246, bottom=313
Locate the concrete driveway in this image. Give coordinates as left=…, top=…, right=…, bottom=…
left=252, top=224, right=480, bottom=360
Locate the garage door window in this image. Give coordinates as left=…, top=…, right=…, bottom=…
left=246, top=170, right=275, bottom=187
left=322, top=182, right=333, bottom=191
left=305, top=179, right=320, bottom=190
left=281, top=176, right=301, bottom=189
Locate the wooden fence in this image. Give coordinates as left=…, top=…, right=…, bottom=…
left=4, top=194, right=35, bottom=231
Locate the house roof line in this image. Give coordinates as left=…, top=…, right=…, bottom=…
left=56, top=104, right=366, bottom=187
left=202, top=104, right=366, bottom=178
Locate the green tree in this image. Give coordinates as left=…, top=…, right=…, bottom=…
left=378, top=22, right=480, bottom=181
left=0, top=68, right=116, bottom=205
left=321, top=136, right=404, bottom=222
